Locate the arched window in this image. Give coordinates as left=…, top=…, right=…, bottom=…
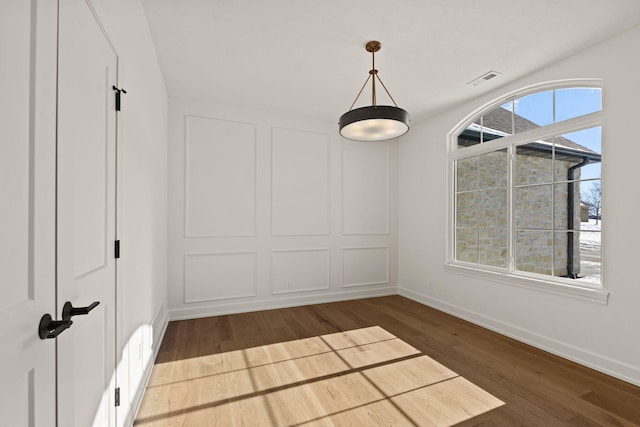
left=448, top=82, right=603, bottom=293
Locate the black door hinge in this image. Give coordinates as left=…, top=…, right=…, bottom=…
left=112, top=86, right=127, bottom=111
left=115, top=387, right=120, bottom=407
left=114, top=240, right=120, bottom=259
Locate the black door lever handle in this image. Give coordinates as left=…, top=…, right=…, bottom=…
left=62, top=301, right=100, bottom=321
left=39, top=314, right=73, bottom=339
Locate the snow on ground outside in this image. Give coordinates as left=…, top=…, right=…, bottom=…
left=577, top=219, right=601, bottom=284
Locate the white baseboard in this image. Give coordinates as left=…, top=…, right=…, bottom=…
left=169, top=286, right=397, bottom=320
left=398, top=287, right=640, bottom=388
left=125, top=305, right=169, bottom=427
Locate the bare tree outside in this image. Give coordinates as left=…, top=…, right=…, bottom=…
left=583, top=182, right=602, bottom=225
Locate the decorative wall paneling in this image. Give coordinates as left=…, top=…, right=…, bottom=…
left=271, top=249, right=330, bottom=294
left=168, top=101, right=398, bottom=319
left=185, top=116, right=256, bottom=237
left=271, top=127, right=330, bottom=236
left=342, top=247, right=390, bottom=287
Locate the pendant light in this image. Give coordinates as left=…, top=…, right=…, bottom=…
left=339, top=41, right=409, bottom=142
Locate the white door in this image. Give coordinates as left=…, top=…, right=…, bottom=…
left=0, top=0, right=58, bottom=425
left=56, top=0, right=119, bottom=426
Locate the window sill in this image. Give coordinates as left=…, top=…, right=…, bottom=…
left=444, top=263, right=609, bottom=304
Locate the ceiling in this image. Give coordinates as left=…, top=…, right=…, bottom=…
left=141, top=0, right=640, bottom=124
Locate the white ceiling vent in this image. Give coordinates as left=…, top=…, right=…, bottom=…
left=468, top=71, right=502, bottom=86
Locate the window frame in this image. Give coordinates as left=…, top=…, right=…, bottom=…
left=446, top=80, right=608, bottom=304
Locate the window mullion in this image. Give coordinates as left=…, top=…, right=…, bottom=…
left=508, top=145, right=515, bottom=273
left=551, top=133, right=556, bottom=277
left=476, top=156, right=480, bottom=264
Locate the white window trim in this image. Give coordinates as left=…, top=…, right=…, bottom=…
left=444, top=263, right=609, bottom=304
left=446, top=80, right=608, bottom=304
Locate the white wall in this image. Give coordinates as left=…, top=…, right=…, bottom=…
left=399, top=25, right=640, bottom=386
left=88, top=1, right=169, bottom=425
left=167, top=99, right=398, bottom=319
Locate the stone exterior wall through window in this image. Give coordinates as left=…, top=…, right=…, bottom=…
left=456, top=151, right=582, bottom=277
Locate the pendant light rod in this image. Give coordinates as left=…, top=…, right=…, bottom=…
left=346, top=41, right=399, bottom=111
left=370, top=42, right=377, bottom=107
left=348, top=74, right=372, bottom=111
left=376, top=75, right=399, bottom=108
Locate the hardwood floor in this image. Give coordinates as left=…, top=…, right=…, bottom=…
left=135, top=296, right=640, bottom=426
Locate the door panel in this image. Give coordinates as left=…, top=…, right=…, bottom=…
left=0, top=0, right=58, bottom=425
left=72, top=67, right=109, bottom=279
left=56, top=0, right=118, bottom=426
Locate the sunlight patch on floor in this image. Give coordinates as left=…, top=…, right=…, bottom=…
left=135, top=326, right=504, bottom=426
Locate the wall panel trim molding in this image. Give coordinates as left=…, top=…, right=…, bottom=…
left=184, top=251, right=258, bottom=303
left=341, top=140, right=390, bottom=235
left=270, top=248, right=331, bottom=295
left=184, top=115, right=257, bottom=238
left=270, top=126, right=331, bottom=236
left=341, top=246, right=390, bottom=287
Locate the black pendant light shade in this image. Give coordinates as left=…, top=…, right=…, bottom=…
left=339, top=105, right=410, bottom=141
left=339, top=41, right=409, bottom=142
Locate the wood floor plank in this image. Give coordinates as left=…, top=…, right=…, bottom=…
left=135, top=296, right=640, bottom=426
left=580, top=389, right=640, bottom=424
